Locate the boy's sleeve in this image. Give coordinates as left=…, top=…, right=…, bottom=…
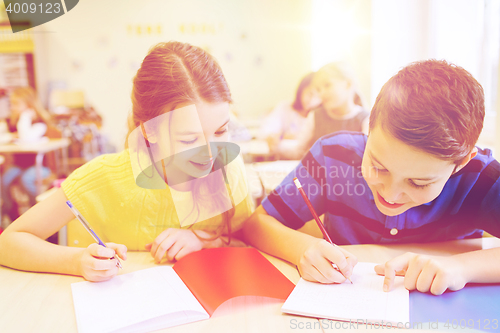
left=261, top=139, right=327, bottom=230
left=469, top=159, right=500, bottom=237
left=476, top=183, right=500, bottom=238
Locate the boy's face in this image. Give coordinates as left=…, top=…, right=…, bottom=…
left=361, top=125, right=456, bottom=216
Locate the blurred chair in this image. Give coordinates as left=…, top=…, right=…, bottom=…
left=48, top=90, right=105, bottom=172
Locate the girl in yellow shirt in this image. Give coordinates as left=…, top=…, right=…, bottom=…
left=0, top=41, right=253, bottom=282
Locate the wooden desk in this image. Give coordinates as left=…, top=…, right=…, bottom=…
left=0, top=138, right=70, bottom=195
left=1, top=238, right=498, bottom=332
left=238, top=139, right=274, bottom=162
left=251, top=160, right=300, bottom=195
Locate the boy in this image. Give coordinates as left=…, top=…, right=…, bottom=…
left=240, top=59, right=500, bottom=295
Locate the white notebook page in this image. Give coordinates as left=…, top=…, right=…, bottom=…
left=282, top=262, right=409, bottom=326
left=71, top=266, right=209, bottom=333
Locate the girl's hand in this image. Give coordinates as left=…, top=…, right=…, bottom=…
left=77, top=242, right=127, bottom=282
left=298, top=239, right=357, bottom=284
left=265, top=134, right=281, bottom=153
left=375, top=252, right=469, bottom=295
left=145, top=229, right=205, bottom=263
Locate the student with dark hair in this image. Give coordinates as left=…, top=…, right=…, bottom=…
left=260, top=72, right=320, bottom=152
left=241, top=59, right=500, bottom=295
left=274, top=62, right=369, bottom=160
left=0, top=41, right=253, bottom=281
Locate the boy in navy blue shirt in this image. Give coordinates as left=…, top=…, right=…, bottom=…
left=241, top=59, right=500, bottom=295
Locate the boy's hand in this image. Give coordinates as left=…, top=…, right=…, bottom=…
left=298, top=239, right=357, bottom=284
left=375, top=252, right=468, bottom=295
left=78, top=242, right=127, bottom=282
left=146, top=229, right=205, bottom=263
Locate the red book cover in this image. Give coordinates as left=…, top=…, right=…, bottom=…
left=173, top=247, right=295, bottom=315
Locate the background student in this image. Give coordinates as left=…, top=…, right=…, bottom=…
left=273, top=62, right=369, bottom=160
left=259, top=72, right=320, bottom=150
left=241, top=59, right=500, bottom=295
left=0, top=41, right=253, bottom=282
left=2, top=87, right=57, bottom=221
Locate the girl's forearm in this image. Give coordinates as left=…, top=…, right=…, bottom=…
left=0, top=231, right=83, bottom=276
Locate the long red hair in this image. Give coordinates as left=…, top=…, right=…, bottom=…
left=128, top=41, right=235, bottom=243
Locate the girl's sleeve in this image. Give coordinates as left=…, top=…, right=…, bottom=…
left=257, top=102, right=287, bottom=140
left=276, top=111, right=315, bottom=160
left=226, top=155, right=254, bottom=231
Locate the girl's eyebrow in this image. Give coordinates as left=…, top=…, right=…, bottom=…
left=217, top=119, right=230, bottom=130
left=369, top=152, right=437, bottom=181
left=175, top=119, right=230, bottom=135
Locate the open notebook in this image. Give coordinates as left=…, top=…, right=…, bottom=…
left=71, top=247, right=294, bottom=333
left=282, top=262, right=409, bottom=327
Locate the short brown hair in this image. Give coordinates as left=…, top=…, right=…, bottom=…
left=369, top=59, right=485, bottom=164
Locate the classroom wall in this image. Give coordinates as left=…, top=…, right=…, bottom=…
left=371, top=0, right=499, bottom=150
left=311, top=0, right=372, bottom=109
left=34, top=0, right=313, bottom=150
left=31, top=0, right=499, bottom=152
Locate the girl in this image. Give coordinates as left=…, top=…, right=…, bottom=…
left=259, top=72, right=321, bottom=151
left=0, top=41, right=253, bottom=282
left=274, top=62, right=369, bottom=160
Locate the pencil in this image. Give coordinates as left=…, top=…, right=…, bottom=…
left=66, top=201, right=123, bottom=269
left=293, top=177, right=352, bottom=284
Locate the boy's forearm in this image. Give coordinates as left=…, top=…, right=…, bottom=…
left=241, top=210, right=319, bottom=265
left=0, top=231, right=83, bottom=276
left=456, top=247, right=500, bottom=283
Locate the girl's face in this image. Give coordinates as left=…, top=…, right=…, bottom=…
left=361, top=125, right=457, bottom=216
left=313, top=71, right=352, bottom=112
left=169, top=101, right=230, bottom=182
left=300, top=85, right=321, bottom=113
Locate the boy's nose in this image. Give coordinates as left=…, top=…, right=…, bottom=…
left=380, top=182, right=404, bottom=203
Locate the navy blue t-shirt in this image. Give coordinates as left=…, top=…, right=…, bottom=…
left=262, top=132, right=500, bottom=244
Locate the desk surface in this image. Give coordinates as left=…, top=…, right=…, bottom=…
left=251, top=160, right=300, bottom=194
left=0, top=138, right=70, bottom=154
left=1, top=238, right=498, bottom=333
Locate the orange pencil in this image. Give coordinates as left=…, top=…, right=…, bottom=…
left=293, top=177, right=352, bottom=284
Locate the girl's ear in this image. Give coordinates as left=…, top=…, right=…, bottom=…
left=140, top=123, right=158, bottom=144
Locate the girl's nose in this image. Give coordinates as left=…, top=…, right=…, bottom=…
left=199, top=141, right=213, bottom=160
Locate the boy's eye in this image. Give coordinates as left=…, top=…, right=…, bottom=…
left=371, top=162, right=387, bottom=172
left=179, top=138, right=197, bottom=145
left=408, top=179, right=431, bottom=189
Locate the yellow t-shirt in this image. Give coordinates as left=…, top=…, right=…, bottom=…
left=61, top=150, right=253, bottom=250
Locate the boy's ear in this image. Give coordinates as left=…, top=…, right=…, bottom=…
left=454, top=147, right=478, bottom=174
left=140, top=123, right=158, bottom=144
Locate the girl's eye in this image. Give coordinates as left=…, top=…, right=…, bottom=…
left=408, top=180, right=431, bottom=189
left=215, top=128, right=228, bottom=136
left=180, top=138, right=197, bottom=145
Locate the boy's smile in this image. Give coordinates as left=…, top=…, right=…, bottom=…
left=361, top=126, right=459, bottom=216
